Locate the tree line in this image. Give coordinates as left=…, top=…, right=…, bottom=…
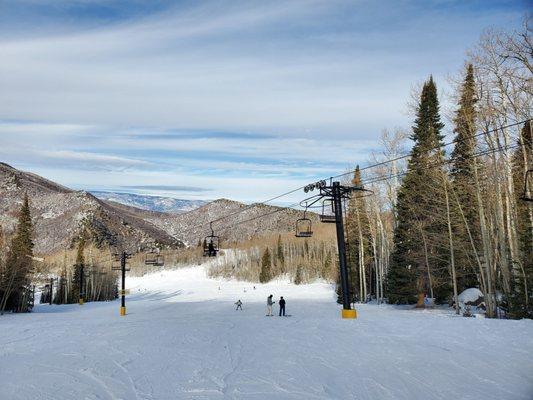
left=0, top=199, right=119, bottom=314
left=211, top=20, right=532, bottom=319
left=346, top=20, right=532, bottom=319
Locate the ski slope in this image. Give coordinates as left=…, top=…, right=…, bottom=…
left=1, top=264, right=532, bottom=400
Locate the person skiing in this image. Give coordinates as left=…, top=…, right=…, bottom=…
left=279, top=296, right=286, bottom=316
left=235, top=300, right=242, bottom=310
left=266, top=294, right=275, bottom=316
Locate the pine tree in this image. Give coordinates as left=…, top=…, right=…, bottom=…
left=276, top=234, right=285, bottom=270
left=508, top=120, right=533, bottom=318
left=388, top=77, right=448, bottom=305
left=259, top=247, right=272, bottom=283
left=450, top=64, right=481, bottom=291
left=0, top=194, right=34, bottom=313
left=322, top=250, right=332, bottom=279
left=294, top=265, right=303, bottom=285
left=345, top=166, right=373, bottom=301
left=71, top=232, right=86, bottom=303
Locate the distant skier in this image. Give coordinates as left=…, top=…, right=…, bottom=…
left=235, top=300, right=243, bottom=310
left=266, top=295, right=275, bottom=316
left=279, top=296, right=286, bottom=316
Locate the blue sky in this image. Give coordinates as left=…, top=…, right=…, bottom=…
left=0, top=0, right=528, bottom=203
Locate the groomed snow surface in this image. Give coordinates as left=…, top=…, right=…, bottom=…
left=1, top=264, right=532, bottom=400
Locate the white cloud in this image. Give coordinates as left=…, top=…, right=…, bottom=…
left=0, top=1, right=526, bottom=201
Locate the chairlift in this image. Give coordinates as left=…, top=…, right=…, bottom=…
left=320, top=198, right=336, bottom=223
left=144, top=248, right=158, bottom=265
left=295, top=206, right=313, bottom=238
left=203, top=222, right=220, bottom=257
left=521, top=169, right=533, bottom=202
left=153, top=254, right=165, bottom=267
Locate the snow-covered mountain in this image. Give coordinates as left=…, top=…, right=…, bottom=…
left=0, top=163, right=314, bottom=253
left=0, top=162, right=182, bottom=254
left=91, top=191, right=206, bottom=214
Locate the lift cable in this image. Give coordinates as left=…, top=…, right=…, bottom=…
left=213, top=140, right=523, bottom=236
left=200, top=118, right=531, bottom=235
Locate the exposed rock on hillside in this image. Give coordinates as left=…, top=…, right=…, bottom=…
left=0, top=163, right=182, bottom=254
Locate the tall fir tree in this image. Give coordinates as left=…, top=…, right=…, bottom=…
left=0, top=194, right=34, bottom=313
left=508, top=120, right=533, bottom=318
left=450, top=64, right=482, bottom=291
left=259, top=247, right=272, bottom=283
left=387, top=76, right=449, bottom=304
left=71, top=232, right=86, bottom=303
left=345, top=166, right=372, bottom=301
left=276, top=234, right=285, bottom=271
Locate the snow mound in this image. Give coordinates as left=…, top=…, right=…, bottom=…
left=458, top=288, right=484, bottom=305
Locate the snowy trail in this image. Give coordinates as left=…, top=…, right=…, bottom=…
left=1, top=265, right=532, bottom=400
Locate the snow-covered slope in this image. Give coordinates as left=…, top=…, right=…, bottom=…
left=1, top=264, right=532, bottom=400
left=91, top=191, right=207, bottom=214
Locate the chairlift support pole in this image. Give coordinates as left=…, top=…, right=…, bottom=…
left=120, top=252, right=126, bottom=316
left=332, top=182, right=356, bottom=319
left=49, top=277, right=53, bottom=306
left=79, top=263, right=84, bottom=305
left=112, top=251, right=130, bottom=315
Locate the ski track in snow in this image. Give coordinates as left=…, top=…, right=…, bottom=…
left=1, top=265, right=532, bottom=400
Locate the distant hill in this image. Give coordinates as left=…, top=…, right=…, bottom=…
left=0, top=163, right=182, bottom=254
left=0, top=163, right=316, bottom=254
left=145, top=198, right=319, bottom=246
left=91, top=191, right=206, bottom=214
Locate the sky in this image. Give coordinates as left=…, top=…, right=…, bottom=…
left=0, top=0, right=528, bottom=204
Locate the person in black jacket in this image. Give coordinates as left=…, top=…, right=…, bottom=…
left=278, top=296, right=286, bottom=316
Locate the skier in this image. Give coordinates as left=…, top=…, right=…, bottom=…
left=266, top=294, right=275, bottom=316
left=235, top=300, right=243, bottom=310
left=279, top=296, right=286, bottom=316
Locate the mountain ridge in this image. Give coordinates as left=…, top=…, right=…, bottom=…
left=0, top=163, right=316, bottom=254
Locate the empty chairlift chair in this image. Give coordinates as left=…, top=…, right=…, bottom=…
left=153, top=254, right=165, bottom=267
left=144, top=249, right=159, bottom=265
left=319, top=198, right=336, bottom=223
left=521, top=169, right=533, bottom=202
left=295, top=209, right=313, bottom=238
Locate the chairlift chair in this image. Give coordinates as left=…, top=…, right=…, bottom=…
left=153, top=255, right=165, bottom=267
left=295, top=208, right=313, bottom=238
left=144, top=248, right=158, bottom=265
left=521, top=169, right=533, bottom=202
left=319, top=198, right=336, bottom=223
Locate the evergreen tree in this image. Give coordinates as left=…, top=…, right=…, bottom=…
left=0, top=194, right=34, bottom=313
left=508, top=120, right=533, bottom=318
left=450, top=64, right=481, bottom=290
left=388, top=77, right=449, bottom=304
left=276, top=234, right=285, bottom=270
left=71, top=232, right=86, bottom=303
left=345, top=166, right=373, bottom=301
left=322, top=250, right=332, bottom=279
left=294, top=265, right=303, bottom=285
left=259, top=247, right=272, bottom=283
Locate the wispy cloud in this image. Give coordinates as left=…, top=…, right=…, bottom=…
left=0, top=1, right=527, bottom=202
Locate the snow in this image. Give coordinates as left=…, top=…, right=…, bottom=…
left=458, top=288, right=484, bottom=305
left=1, top=264, right=532, bottom=400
